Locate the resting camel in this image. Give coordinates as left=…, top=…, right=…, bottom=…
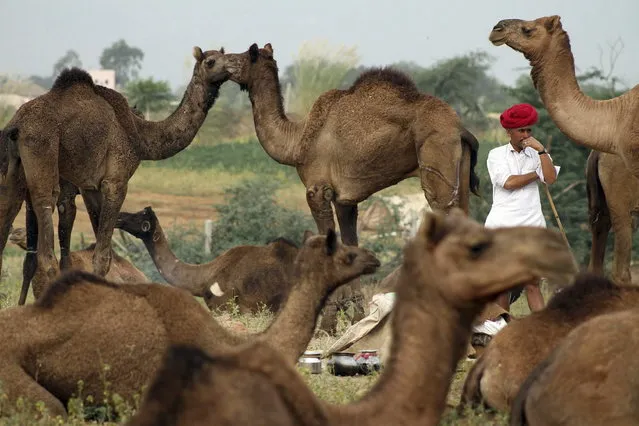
left=460, top=272, right=639, bottom=413
left=9, top=227, right=148, bottom=301
left=217, top=43, right=481, bottom=331
left=0, top=46, right=230, bottom=289
left=0, top=229, right=379, bottom=418
left=117, top=206, right=301, bottom=313
left=125, top=208, right=578, bottom=426
left=587, top=150, right=639, bottom=285
left=489, top=16, right=639, bottom=177
left=511, top=304, right=639, bottom=425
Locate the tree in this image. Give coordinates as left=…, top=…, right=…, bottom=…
left=124, top=78, right=174, bottom=119
left=52, top=49, right=83, bottom=78
left=99, top=39, right=144, bottom=87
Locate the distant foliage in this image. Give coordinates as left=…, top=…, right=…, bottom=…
left=99, top=39, right=144, bottom=87
left=125, top=78, right=174, bottom=118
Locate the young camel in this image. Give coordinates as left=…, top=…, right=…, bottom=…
left=460, top=272, right=639, bottom=413
left=125, top=208, right=578, bottom=426
left=587, top=150, right=639, bottom=285
left=489, top=16, right=639, bottom=177
left=511, top=305, right=639, bottom=425
left=117, top=206, right=301, bottom=313
left=0, top=230, right=379, bottom=418
left=9, top=227, right=148, bottom=300
left=218, top=43, right=481, bottom=331
left=0, top=47, right=230, bottom=287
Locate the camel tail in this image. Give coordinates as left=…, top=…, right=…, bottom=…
left=461, top=128, right=480, bottom=196
left=0, top=127, right=18, bottom=177
left=586, top=150, right=608, bottom=228
left=459, top=352, right=488, bottom=411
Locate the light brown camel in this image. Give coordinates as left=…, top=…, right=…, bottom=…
left=217, top=43, right=481, bottom=331
left=9, top=227, right=148, bottom=300
left=587, top=150, right=639, bottom=285
left=489, top=16, right=639, bottom=176
left=0, top=230, right=379, bottom=418
left=460, top=272, right=639, bottom=413
left=0, top=47, right=230, bottom=288
left=116, top=206, right=301, bottom=313
left=125, top=208, right=578, bottom=426
left=510, top=304, right=639, bottom=425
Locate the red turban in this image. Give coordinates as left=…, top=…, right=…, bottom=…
left=500, top=103, right=538, bottom=129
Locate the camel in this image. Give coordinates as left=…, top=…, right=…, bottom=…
left=510, top=306, right=639, bottom=425
left=0, top=229, right=379, bottom=418
left=217, top=43, right=481, bottom=331
left=125, top=208, right=578, bottom=426
left=9, top=227, right=148, bottom=302
left=460, top=272, right=639, bottom=413
left=0, top=46, right=231, bottom=290
left=587, top=150, right=639, bottom=285
left=489, top=16, right=639, bottom=176
left=116, top=206, right=301, bottom=313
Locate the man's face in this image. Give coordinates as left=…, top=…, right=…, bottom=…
left=507, top=127, right=532, bottom=150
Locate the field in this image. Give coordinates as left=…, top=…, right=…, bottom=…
left=0, top=139, right=529, bottom=425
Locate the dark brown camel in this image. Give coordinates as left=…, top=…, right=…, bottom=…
left=125, top=208, right=578, bottom=426
left=216, top=43, right=481, bottom=332
left=117, top=206, right=301, bottom=313
left=0, top=47, right=230, bottom=291
left=0, top=229, right=379, bottom=418
left=587, top=150, right=639, bottom=285
left=460, top=272, right=639, bottom=413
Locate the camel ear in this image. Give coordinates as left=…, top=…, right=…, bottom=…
left=325, top=229, right=337, bottom=256
left=220, top=46, right=225, bottom=54
left=263, top=43, right=273, bottom=58
left=302, top=230, right=314, bottom=243
left=418, top=211, right=449, bottom=246
left=249, top=43, right=259, bottom=63
left=544, top=15, right=562, bottom=32
left=193, top=46, right=204, bottom=62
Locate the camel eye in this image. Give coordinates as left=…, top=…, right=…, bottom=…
left=205, top=58, right=216, bottom=68
left=522, top=27, right=534, bottom=36
left=469, top=241, right=490, bottom=258
left=345, top=252, right=357, bottom=265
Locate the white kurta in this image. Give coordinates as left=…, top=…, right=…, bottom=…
left=484, top=143, right=560, bottom=229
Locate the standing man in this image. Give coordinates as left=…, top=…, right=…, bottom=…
left=485, top=103, right=559, bottom=312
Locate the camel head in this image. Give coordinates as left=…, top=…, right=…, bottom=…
left=489, top=16, right=565, bottom=60
left=116, top=206, right=158, bottom=241
left=191, top=46, right=232, bottom=86
left=216, top=43, right=275, bottom=88
left=297, top=229, right=380, bottom=290
left=408, top=208, right=577, bottom=305
left=8, top=226, right=27, bottom=250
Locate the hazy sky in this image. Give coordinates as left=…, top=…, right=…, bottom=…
left=2, top=0, right=638, bottom=91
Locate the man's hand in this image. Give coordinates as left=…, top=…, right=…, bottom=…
left=522, top=136, right=545, bottom=152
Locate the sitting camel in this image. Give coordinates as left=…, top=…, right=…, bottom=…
left=125, top=208, right=578, bottom=426
left=116, top=206, right=299, bottom=313
left=0, top=46, right=230, bottom=290
left=0, top=229, right=379, bottom=418
left=9, top=227, right=148, bottom=301
left=510, top=307, right=639, bottom=425
left=460, top=273, right=639, bottom=413
left=587, top=150, right=639, bottom=285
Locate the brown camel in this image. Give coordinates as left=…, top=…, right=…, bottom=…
left=460, top=272, right=639, bottom=413
left=9, top=227, right=148, bottom=300
left=116, top=206, right=301, bottom=313
left=510, top=306, right=639, bottom=426
left=217, top=43, right=481, bottom=331
left=0, top=46, right=230, bottom=289
left=0, top=230, right=379, bottom=418
left=489, top=16, right=639, bottom=176
left=125, top=208, right=578, bottom=426
left=587, top=150, right=639, bottom=285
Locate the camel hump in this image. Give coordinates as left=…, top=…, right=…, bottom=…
left=35, top=270, right=119, bottom=309
left=349, top=67, right=421, bottom=101
left=51, top=67, right=95, bottom=92
left=545, top=272, right=621, bottom=316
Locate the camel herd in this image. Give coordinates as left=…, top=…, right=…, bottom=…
left=0, top=13, right=637, bottom=425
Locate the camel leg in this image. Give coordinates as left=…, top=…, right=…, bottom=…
left=91, top=180, right=127, bottom=276
left=0, top=166, right=26, bottom=279
left=57, top=179, right=79, bottom=271
left=81, top=189, right=102, bottom=238
left=18, top=195, right=38, bottom=305
left=0, top=365, right=67, bottom=418
left=588, top=209, right=611, bottom=275
left=609, top=207, right=633, bottom=285
left=305, top=184, right=336, bottom=234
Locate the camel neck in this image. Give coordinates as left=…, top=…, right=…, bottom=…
left=332, top=266, right=476, bottom=425
left=261, top=268, right=328, bottom=364
left=530, top=34, right=623, bottom=154
left=142, top=223, right=214, bottom=296
left=135, top=71, right=220, bottom=161
left=247, top=61, right=305, bottom=166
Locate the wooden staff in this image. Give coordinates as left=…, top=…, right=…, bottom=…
left=543, top=136, right=571, bottom=249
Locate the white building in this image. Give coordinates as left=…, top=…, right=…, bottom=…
left=88, top=69, right=116, bottom=89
